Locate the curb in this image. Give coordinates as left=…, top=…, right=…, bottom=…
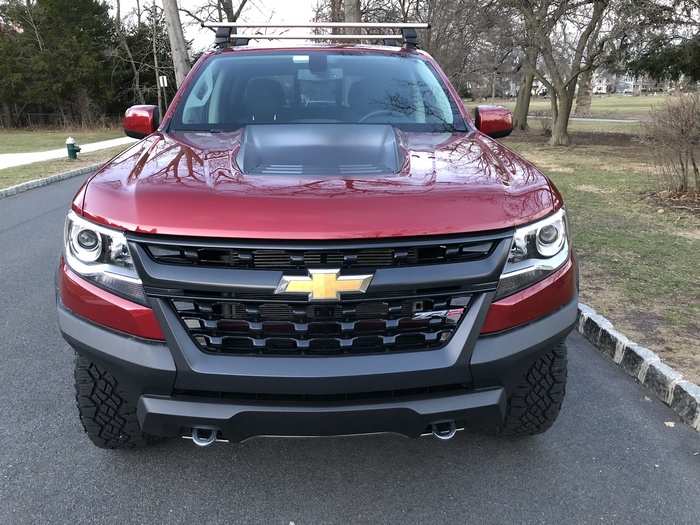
left=577, top=303, right=700, bottom=431
left=0, top=163, right=102, bottom=199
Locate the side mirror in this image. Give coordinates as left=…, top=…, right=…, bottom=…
left=123, top=105, right=160, bottom=139
left=474, top=105, right=513, bottom=139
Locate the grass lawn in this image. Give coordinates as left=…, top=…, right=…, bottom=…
left=543, top=119, right=642, bottom=135
left=503, top=127, right=700, bottom=383
left=0, top=128, right=123, bottom=154
left=467, top=94, right=670, bottom=120
left=0, top=145, right=129, bottom=190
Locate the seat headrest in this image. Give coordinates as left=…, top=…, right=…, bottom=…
left=348, top=80, right=373, bottom=112
left=243, top=78, right=285, bottom=122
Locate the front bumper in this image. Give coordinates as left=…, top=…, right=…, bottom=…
left=57, top=295, right=577, bottom=441
left=137, top=389, right=506, bottom=441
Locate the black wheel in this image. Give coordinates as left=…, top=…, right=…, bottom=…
left=74, top=355, right=161, bottom=449
left=499, top=342, right=568, bottom=436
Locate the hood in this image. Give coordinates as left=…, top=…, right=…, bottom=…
left=78, top=127, right=560, bottom=240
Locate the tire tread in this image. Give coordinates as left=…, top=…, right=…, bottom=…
left=499, top=342, right=568, bottom=436
left=74, top=355, right=159, bottom=449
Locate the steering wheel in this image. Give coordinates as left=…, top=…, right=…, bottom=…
left=358, top=109, right=409, bottom=123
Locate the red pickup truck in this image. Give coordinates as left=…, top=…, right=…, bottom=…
left=57, top=24, right=577, bottom=449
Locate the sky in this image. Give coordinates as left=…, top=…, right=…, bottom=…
left=117, top=1, right=318, bottom=52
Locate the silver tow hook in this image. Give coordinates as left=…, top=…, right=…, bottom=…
left=431, top=421, right=457, bottom=441
left=191, top=427, right=218, bottom=447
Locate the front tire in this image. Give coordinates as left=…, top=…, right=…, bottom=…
left=74, top=355, right=160, bottom=449
left=499, top=342, right=568, bottom=436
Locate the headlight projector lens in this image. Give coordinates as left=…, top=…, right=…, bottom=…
left=70, top=224, right=102, bottom=263
left=536, top=222, right=564, bottom=257
left=77, top=229, right=100, bottom=251
left=538, top=225, right=559, bottom=244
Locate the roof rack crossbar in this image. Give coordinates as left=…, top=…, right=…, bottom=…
left=223, top=34, right=404, bottom=40
left=202, top=22, right=429, bottom=29
left=203, top=22, right=429, bottom=49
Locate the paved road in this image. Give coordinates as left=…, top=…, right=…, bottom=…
left=0, top=177, right=698, bottom=525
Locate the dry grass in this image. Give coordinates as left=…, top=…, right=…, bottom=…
left=470, top=94, right=670, bottom=120
left=0, top=128, right=122, bottom=154
left=0, top=146, right=128, bottom=190
left=503, top=128, right=700, bottom=383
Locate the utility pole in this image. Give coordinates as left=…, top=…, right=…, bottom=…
left=162, top=0, right=190, bottom=87
left=152, top=0, right=163, bottom=116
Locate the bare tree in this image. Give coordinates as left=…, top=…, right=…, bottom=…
left=178, top=0, right=249, bottom=33
left=513, top=1, right=610, bottom=146
left=162, top=0, right=190, bottom=87
left=115, top=0, right=145, bottom=104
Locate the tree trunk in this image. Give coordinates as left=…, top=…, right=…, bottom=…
left=330, top=0, right=343, bottom=33
left=1, top=102, right=12, bottom=128
left=344, top=0, right=362, bottom=35
left=220, top=0, right=248, bottom=22
left=549, top=88, right=574, bottom=146
left=513, top=70, right=534, bottom=130
left=121, top=38, right=145, bottom=104
left=220, top=0, right=234, bottom=21
left=491, top=70, right=497, bottom=101
left=633, top=79, right=642, bottom=97
left=513, top=47, right=537, bottom=131
left=162, top=0, right=190, bottom=87
left=575, top=68, right=593, bottom=117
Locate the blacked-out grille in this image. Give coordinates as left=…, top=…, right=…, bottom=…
left=144, top=240, right=494, bottom=270
left=172, top=294, right=471, bottom=356
left=131, top=232, right=511, bottom=357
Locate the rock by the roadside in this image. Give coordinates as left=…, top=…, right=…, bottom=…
left=620, top=343, right=659, bottom=379
left=644, top=361, right=684, bottom=402
left=670, top=381, right=700, bottom=428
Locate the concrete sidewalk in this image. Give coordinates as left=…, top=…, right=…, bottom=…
left=528, top=115, right=642, bottom=123
left=0, top=136, right=136, bottom=170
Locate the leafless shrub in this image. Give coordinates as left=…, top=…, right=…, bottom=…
left=532, top=110, right=552, bottom=137
left=642, top=93, right=700, bottom=195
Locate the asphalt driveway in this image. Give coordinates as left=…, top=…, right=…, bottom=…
left=0, top=176, right=698, bottom=524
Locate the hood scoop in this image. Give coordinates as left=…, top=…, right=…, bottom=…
left=237, top=124, right=402, bottom=176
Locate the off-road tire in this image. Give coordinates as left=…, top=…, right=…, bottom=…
left=499, top=342, right=568, bottom=436
left=74, top=355, right=160, bottom=449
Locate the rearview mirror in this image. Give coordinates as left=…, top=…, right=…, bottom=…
left=123, top=105, right=159, bottom=139
left=474, top=105, right=513, bottom=139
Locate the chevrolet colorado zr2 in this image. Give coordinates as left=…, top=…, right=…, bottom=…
left=57, top=24, right=577, bottom=449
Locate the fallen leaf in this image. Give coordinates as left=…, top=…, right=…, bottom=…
left=664, top=421, right=675, bottom=428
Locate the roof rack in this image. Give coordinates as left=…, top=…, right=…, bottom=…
left=201, top=22, right=430, bottom=49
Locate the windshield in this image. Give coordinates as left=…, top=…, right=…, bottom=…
left=170, top=51, right=467, bottom=133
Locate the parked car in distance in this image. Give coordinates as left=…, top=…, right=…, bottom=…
left=57, top=23, right=577, bottom=449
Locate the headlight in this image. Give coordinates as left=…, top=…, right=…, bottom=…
left=495, top=209, right=570, bottom=300
left=64, top=211, right=147, bottom=304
